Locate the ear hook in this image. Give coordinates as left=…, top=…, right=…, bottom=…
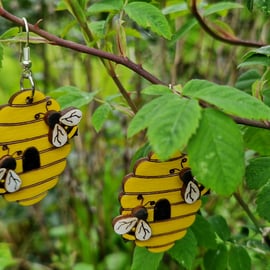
left=20, top=17, right=35, bottom=103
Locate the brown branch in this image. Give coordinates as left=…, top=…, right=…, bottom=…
left=190, top=0, right=266, bottom=48
left=0, top=7, right=165, bottom=86
left=1, top=7, right=270, bottom=130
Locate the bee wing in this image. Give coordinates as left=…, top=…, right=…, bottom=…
left=0, top=168, right=7, bottom=180
left=51, top=123, right=68, bottom=147
left=183, top=181, right=201, bottom=204
left=113, top=216, right=138, bottom=235
left=5, top=170, right=22, bottom=193
left=60, top=109, right=82, bottom=127
left=135, top=220, right=152, bottom=241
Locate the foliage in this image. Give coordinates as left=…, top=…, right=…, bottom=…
left=0, top=0, right=270, bottom=269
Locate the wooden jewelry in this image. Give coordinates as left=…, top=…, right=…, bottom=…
left=0, top=90, right=82, bottom=206
left=0, top=18, right=82, bottom=206
left=112, top=152, right=208, bottom=253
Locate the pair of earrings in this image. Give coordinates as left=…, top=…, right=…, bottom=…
left=0, top=18, right=82, bottom=205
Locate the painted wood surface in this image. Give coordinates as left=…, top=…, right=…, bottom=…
left=0, top=90, right=82, bottom=206
left=113, top=152, right=208, bottom=253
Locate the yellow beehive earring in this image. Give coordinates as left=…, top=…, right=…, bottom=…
left=0, top=18, right=82, bottom=206
left=112, top=152, right=209, bottom=253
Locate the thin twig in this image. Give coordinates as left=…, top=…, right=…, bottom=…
left=2, top=7, right=270, bottom=129
left=190, top=0, right=266, bottom=48
left=64, top=2, right=137, bottom=113
left=0, top=7, right=165, bottom=86
left=233, top=192, right=261, bottom=233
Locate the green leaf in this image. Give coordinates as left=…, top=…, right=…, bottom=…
left=239, top=46, right=270, bottom=67
left=49, top=86, right=96, bottom=108
left=228, top=245, right=251, bottom=270
left=204, top=2, right=243, bottom=16
left=0, top=27, right=20, bottom=39
left=203, top=244, right=228, bottom=270
left=124, top=2, right=172, bottom=39
left=188, top=108, right=245, bottom=195
left=246, top=45, right=270, bottom=57
left=0, top=44, right=3, bottom=69
left=256, top=182, right=270, bottom=221
left=64, top=0, right=88, bottom=23
left=148, top=96, right=201, bottom=159
left=92, top=103, right=112, bottom=132
left=171, top=18, right=197, bottom=43
left=128, top=94, right=201, bottom=160
left=208, top=215, right=231, bottom=241
left=191, top=215, right=217, bottom=249
left=182, top=79, right=270, bottom=121
left=88, top=0, right=123, bottom=13
left=243, top=126, right=270, bottom=155
left=127, top=95, right=167, bottom=137
left=168, top=230, right=197, bottom=270
left=162, top=3, right=188, bottom=15
left=239, top=54, right=270, bottom=67
left=246, top=157, right=270, bottom=189
left=142, top=84, right=172, bottom=96
left=89, top=21, right=106, bottom=39
left=131, top=247, right=163, bottom=270
left=0, top=243, right=16, bottom=269
left=235, top=69, right=261, bottom=92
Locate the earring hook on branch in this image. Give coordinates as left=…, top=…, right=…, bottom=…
left=20, top=17, right=35, bottom=103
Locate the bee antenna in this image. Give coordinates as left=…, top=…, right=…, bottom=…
left=35, top=112, right=45, bottom=120
left=137, top=194, right=144, bottom=204
left=2, top=145, right=9, bottom=154
left=143, top=200, right=155, bottom=207
left=180, top=157, right=188, bottom=168
left=170, top=168, right=180, bottom=174
left=46, top=100, right=52, bottom=111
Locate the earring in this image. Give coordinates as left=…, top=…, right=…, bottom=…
left=0, top=18, right=82, bottom=206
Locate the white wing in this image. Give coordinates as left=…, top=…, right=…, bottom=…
left=52, top=123, right=68, bottom=147
left=135, top=220, right=152, bottom=241
left=5, top=170, right=22, bottom=193
left=0, top=168, right=7, bottom=180
left=113, top=216, right=138, bottom=235
left=60, top=109, right=82, bottom=126
left=184, top=181, right=200, bottom=204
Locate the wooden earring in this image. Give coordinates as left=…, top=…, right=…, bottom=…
left=0, top=18, right=82, bottom=206
left=112, top=152, right=209, bottom=253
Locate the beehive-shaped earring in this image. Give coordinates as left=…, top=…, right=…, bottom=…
left=0, top=18, right=82, bottom=206
left=112, top=152, right=208, bottom=253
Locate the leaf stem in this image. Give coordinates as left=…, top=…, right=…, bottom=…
left=233, top=192, right=261, bottom=233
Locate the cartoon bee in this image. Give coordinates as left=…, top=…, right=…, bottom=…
left=170, top=160, right=204, bottom=204
left=44, top=107, right=82, bottom=147
left=0, top=151, right=22, bottom=194
left=113, top=197, right=153, bottom=241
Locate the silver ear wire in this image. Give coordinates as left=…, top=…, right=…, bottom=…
left=20, top=17, right=35, bottom=103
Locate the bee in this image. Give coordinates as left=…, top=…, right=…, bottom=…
left=179, top=168, right=201, bottom=204
left=0, top=154, right=22, bottom=193
left=44, top=107, right=82, bottom=147
left=113, top=198, right=153, bottom=241
left=170, top=166, right=203, bottom=205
